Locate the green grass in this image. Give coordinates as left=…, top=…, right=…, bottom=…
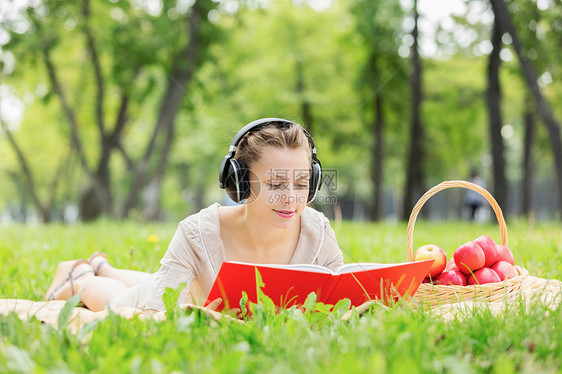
left=1, top=219, right=561, bottom=373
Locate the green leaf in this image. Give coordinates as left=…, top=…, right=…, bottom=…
left=163, top=282, right=187, bottom=320
left=239, top=291, right=248, bottom=318
left=303, top=292, right=317, bottom=313
left=255, top=267, right=275, bottom=313
left=333, top=298, right=352, bottom=318
left=307, top=312, right=328, bottom=325
left=255, top=266, right=265, bottom=289
left=77, top=319, right=100, bottom=342
left=314, top=301, right=333, bottom=314
left=57, top=293, right=81, bottom=330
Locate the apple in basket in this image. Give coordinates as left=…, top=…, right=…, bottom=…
left=435, top=270, right=467, bottom=286
left=468, top=267, right=501, bottom=285
left=445, top=258, right=459, bottom=272
left=414, top=244, right=447, bottom=277
left=454, top=241, right=485, bottom=275
left=496, top=245, right=515, bottom=265
left=491, top=261, right=517, bottom=281
left=473, top=235, right=499, bottom=268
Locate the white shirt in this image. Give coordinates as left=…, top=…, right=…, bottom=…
left=108, top=202, right=344, bottom=311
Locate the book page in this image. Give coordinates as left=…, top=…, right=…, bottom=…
left=226, top=261, right=333, bottom=274
left=334, top=261, right=417, bottom=275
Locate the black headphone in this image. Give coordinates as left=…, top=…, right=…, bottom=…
left=219, top=118, right=322, bottom=203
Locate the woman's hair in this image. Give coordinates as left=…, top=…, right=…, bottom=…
left=234, top=122, right=312, bottom=168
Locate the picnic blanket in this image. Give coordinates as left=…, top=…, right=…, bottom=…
left=2, top=276, right=560, bottom=330
left=0, top=299, right=240, bottom=333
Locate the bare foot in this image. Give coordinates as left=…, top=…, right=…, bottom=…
left=44, top=260, right=95, bottom=301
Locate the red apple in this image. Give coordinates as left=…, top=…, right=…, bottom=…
left=435, top=270, right=467, bottom=286
left=454, top=241, right=486, bottom=275
left=468, top=267, right=501, bottom=285
left=474, top=235, right=499, bottom=268
left=496, top=245, right=514, bottom=265
left=414, top=244, right=447, bottom=277
left=445, top=258, right=459, bottom=272
left=491, top=261, right=517, bottom=281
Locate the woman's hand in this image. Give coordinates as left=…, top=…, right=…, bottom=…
left=205, top=297, right=223, bottom=311
left=206, top=298, right=242, bottom=318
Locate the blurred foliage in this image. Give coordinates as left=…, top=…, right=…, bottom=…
left=0, top=0, right=561, bottom=221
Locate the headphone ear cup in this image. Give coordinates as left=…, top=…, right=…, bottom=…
left=224, top=159, right=251, bottom=202
left=307, top=161, right=322, bottom=203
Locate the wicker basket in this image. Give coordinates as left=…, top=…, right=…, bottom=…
left=408, top=180, right=529, bottom=308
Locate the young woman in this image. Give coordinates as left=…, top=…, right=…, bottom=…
left=45, top=118, right=344, bottom=312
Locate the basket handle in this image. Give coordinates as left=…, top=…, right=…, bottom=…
left=406, top=180, right=508, bottom=261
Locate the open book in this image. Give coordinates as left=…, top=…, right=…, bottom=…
left=204, top=260, right=434, bottom=311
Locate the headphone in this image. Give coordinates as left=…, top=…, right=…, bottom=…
left=219, top=118, right=322, bottom=203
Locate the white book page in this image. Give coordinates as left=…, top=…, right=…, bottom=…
left=333, top=261, right=414, bottom=275
left=226, top=261, right=333, bottom=274
left=225, top=260, right=417, bottom=275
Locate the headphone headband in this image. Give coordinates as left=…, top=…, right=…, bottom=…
left=226, top=118, right=317, bottom=159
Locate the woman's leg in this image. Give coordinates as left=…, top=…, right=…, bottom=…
left=46, top=261, right=128, bottom=312
left=91, top=257, right=152, bottom=288
left=74, top=276, right=128, bottom=312
left=45, top=260, right=94, bottom=301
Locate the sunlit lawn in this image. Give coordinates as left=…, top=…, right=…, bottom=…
left=0, top=218, right=561, bottom=373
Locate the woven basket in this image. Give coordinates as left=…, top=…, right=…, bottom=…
left=408, top=180, right=529, bottom=308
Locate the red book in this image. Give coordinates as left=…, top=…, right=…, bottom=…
left=204, top=260, right=433, bottom=311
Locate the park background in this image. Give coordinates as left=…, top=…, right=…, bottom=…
left=0, top=0, right=561, bottom=225
left=1, top=2, right=562, bottom=373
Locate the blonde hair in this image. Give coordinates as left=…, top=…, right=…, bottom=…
left=234, top=122, right=312, bottom=168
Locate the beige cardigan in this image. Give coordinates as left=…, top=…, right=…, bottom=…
left=108, top=202, right=344, bottom=311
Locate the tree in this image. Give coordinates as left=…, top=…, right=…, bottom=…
left=486, top=17, right=509, bottom=213
left=490, top=0, right=562, bottom=219
left=120, top=0, right=211, bottom=220
left=521, top=93, right=536, bottom=217
left=350, top=0, right=406, bottom=221
left=402, top=0, right=425, bottom=221
left=1, top=0, right=218, bottom=221
left=0, top=117, right=55, bottom=222
left=505, top=0, right=558, bottom=218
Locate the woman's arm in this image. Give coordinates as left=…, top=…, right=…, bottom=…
left=142, top=226, right=199, bottom=311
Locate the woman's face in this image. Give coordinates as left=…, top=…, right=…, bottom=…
left=246, top=146, right=311, bottom=229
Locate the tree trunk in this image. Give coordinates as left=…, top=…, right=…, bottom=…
left=121, top=2, right=203, bottom=218
left=486, top=18, right=509, bottom=213
left=490, top=0, right=562, bottom=218
left=370, top=93, right=384, bottom=221
left=1, top=121, right=51, bottom=222
left=41, top=48, right=91, bottom=178
left=402, top=0, right=425, bottom=221
left=521, top=95, right=535, bottom=217
left=82, top=0, right=106, bottom=138
left=79, top=162, right=112, bottom=221
left=37, top=10, right=117, bottom=221
left=78, top=0, right=132, bottom=221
